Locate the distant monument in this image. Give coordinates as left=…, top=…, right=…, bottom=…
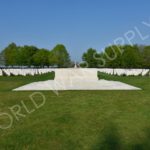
left=74, top=61, right=80, bottom=68
left=74, top=61, right=78, bottom=68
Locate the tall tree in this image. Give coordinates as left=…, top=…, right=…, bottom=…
left=49, top=44, right=71, bottom=68
left=18, top=45, right=39, bottom=66
left=82, top=48, right=98, bottom=68
left=33, top=49, right=50, bottom=66
left=122, top=45, right=143, bottom=68
left=3, top=43, right=18, bottom=66
left=142, top=46, right=150, bottom=68
left=0, top=52, right=5, bottom=65
left=104, top=45, right=124, bottom=68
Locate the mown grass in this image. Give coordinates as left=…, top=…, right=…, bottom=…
left=0, top=73, right=149, bottom=149
left=0, top=72, right=55, bottom=91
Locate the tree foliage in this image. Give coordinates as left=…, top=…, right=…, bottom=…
left=142, top=46, right=150, bottom=68
left=2, top=42, right=150, bottom=68
left=82, top=48, right=98, bottom=68
left=18, top=46, right=39, bottom=66
left=121, top=45, right=143, bottom=68
left=82, top=45, right=150, bottom=68
left=49, top=44, right=71, bottom=68
left=33, top=49, right=50, bottom=66
left=2, top=43, right=71, bottom=67
left=0, top=52, right=5, bottom=65
left=3, top=43, right=18, bottom=66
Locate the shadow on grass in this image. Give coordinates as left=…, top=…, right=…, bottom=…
left=131, top=129, right=150, bottom=150
left=93, top=123, right=150, bottom=150
left=93, top=123, right=121, bottom=150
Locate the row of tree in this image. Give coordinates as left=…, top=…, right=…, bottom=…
left=0, top=43, right=150, bottom=68
left=1, top=43, right=71, bottom=67
left=82, top=45, right=150, bottom=68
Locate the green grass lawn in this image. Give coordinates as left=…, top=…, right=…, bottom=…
left=0, top=73, right=150, bottom=150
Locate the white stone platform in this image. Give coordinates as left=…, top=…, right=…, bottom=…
left=13, top=69, right=141, bottom=91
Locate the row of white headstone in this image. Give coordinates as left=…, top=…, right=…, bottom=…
left=0, top=68, right=149, bottom=76
left=0, top=69, right=55, bottom=76
left=97, top=68, right=150, bottom=76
